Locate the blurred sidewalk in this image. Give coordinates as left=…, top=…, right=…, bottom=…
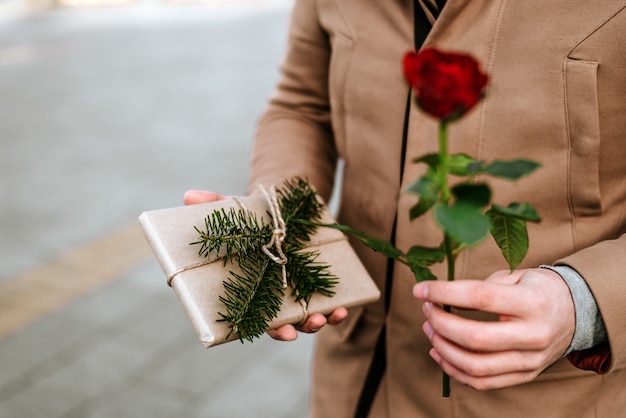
left=0, top=2, right=319, bottom=417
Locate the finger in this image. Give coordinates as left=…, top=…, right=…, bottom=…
left=424, top=321, right=544, bottom=377
left=267, top=324, right=298, bottom=341
left=183, top=190, right=225, bottom=206
left=430, top=348, right=540, bottom=391
left=296, top=313, right=328, bottom=333
left=326, top=307, right=348, bottom=325
left=423, top=303, right=537, bottom=351
left=414, top=279, right=533, bottom=316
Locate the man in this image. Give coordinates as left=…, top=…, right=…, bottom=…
left=186, top=1, right=626, bottom=416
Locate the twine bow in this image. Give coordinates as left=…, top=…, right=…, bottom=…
left=259, top=185, right=289, bottom=288
left=259, top=184, right=308, bottom=323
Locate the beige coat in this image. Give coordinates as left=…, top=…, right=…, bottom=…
left=249, top=1, right=626, bottom=416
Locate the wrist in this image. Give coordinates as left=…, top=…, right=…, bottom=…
left=540, top=265, right=608, bottom=356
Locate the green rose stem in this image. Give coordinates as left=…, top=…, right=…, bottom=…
left=442, top=233, right=454, bottom=399
left=437, top=121, right=451, bottom=203
left=438, top=120, right=453, bottom=399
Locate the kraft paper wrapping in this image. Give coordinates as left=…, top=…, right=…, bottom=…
left=138, top=194, right=380, bottom=347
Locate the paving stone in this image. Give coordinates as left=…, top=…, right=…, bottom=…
left=71, top=380, right=188, bottom=418
left=175, top=335, right=314, bottom=418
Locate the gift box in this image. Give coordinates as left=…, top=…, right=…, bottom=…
left=138, top=193, right=380, bottom=347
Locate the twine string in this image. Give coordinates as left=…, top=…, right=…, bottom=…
left=259, top=185, right=309, bottom=324
left=167, top=259, right=214, bottom=286
left=259, top=185, right=289, bottom=288
left=232, top=196, right=249, bottom=212
left=298, top=299, right=309, bottom=325
left=171, top=187, right=309, bottom=323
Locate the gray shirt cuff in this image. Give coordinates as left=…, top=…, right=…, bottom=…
left=540, top=265, right=608, bottom=356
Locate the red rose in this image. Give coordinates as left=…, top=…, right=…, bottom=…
left=403, top=48, right=489, bottom=122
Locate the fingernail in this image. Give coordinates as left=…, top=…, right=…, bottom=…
left=413, top=283, right=428, bottom=299
left=430, top=348, right=442, bottom=363
left=423, top=301, right=432, bottom=316
left=423, top=321, right=434, bottom=340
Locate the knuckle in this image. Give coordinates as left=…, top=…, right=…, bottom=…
left=465, top=328, right=490, bottom=351
left=469, top=285, right=495, bottom=309
left=527, top=326, right=552, bottom=348
left=518, top=371, right=539, bottom=386
left=464, top=362, right=492, bottom=378
left=469, top=380, right=492, bottom=392
left=515, top=351, right=543, bottom=372
left=532, top=292, right=550, bottom=313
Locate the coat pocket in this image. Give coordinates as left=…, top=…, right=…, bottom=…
left=328, top=36, right=353, bottom=158
left=564, top=58, right=602, bottom=216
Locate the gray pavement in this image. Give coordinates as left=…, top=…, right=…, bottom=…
left=0, top=2, right=319, bottom=417
left=0, top=0, right=291, bottom=279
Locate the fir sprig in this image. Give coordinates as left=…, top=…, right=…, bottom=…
left=190, top=207, right=271, bottom=264
left=219, top=255, right=284, bottom=342
left=191, top=178, right=337, bottom=343
left=277, top=177, right=325, bottom=245
left=287, top=250, right=337, bottom=304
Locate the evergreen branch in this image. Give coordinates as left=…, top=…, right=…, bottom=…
left=190, top=207, right=272, bottom=263
left=277, top=177, right=325, bottom=247
left=286, top=250, right=338, bottom=304
left=190, top=177, right=338, bottom=343
left=217, top=254, right=285, bottom=343
left=277, top=179, right=337, bottom=304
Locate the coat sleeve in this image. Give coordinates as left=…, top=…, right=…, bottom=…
left=248, top=0, right=337, bottom=202
left=557, top=234, right=626, bottom=373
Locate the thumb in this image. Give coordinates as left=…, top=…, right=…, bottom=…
left=183, top=190, right=226, bottom=206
